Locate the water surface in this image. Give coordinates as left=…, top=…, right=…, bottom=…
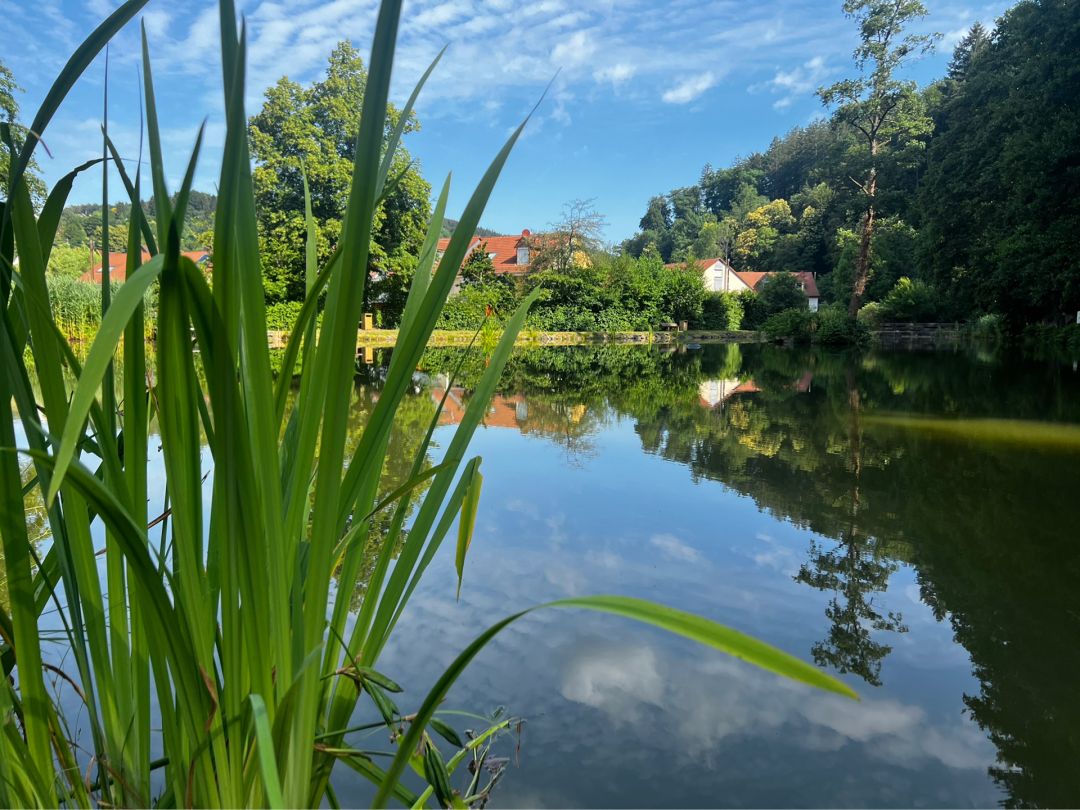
left=12, top=343, right=1080, bottom=807
left=354, top=343, right=1080, bottom=808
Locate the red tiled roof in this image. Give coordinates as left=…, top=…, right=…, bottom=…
left=436, top=230, right=534, bottom=275
left=735, top=270, right=820, bottom=298
left=79, top=250, right=211, bottom=283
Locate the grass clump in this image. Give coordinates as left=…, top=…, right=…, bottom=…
left=0, top=2, right=854, bottom=807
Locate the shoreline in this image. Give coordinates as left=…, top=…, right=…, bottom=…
left=266, top=328, right=767, bottom=348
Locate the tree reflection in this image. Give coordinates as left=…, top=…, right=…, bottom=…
left=410, top=340, right=1080, bottom=804
left=795, top=532, right=905, bottom=686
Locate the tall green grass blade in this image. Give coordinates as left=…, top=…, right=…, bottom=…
left=35, top=158, right=101, bottom=265
left=103, top=132, right=158, bottom=253
left=455, top=460, right=482, bottom=600
left=375, top=46, right=445, bottom=201
left=250, top=695, right=284, bottom=809
left=47, top=256, right=164, bottom=503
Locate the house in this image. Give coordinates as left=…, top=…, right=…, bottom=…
left=668, top=257, right=821, bottom=311
left=79, top=250, right=211, bottom=284
left=698, top=372, right=813, bottom=409
left=436, top=229, right=535, bottom=278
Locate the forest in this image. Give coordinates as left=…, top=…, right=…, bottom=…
left=621, top=0, right=1079, bottom=327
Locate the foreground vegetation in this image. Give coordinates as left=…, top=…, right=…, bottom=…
left=0, top=1, right=854, bottom=807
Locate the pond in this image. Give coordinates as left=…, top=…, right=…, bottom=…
left=10, top=342, right=1080, bottom=807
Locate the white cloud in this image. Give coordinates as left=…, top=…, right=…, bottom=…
left=661, top=71, right=715, bottom=104
left=551, top=30, right=597, bottom=68
left=765, top=55, right=830, bottom=109
left=594, top=62, right=635, bottom=85
left=650, top=533, right=702, bottom=563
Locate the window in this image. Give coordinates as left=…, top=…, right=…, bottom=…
left=517, top=246, right=529, bottom=265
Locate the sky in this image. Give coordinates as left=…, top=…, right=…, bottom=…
left=3, top=0, right=1009, bottom=242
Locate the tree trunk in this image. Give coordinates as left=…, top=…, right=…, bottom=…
left=849, top=145, right=879, bottom=318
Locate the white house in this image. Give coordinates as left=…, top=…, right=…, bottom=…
left=668, top=258, right=821, bottom=311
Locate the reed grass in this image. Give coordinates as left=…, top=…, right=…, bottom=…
left=0, top=1, right=855, bottom=806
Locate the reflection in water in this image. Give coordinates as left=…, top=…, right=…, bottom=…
left=15, top=342, right=1080, bottom=806
left=407, top=342, right=1080, bottom=806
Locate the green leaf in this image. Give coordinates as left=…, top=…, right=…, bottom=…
left=46, top=255, right=165, bottom=505
left=249, top=695, right=284, bottom=810
left=455, top=461, right=483, bottom=600
left=364, top=681, right=399, bottom=727
left=357, top=667, right=403, bottom=694
left=429, top=718, right=464, bottom=750
left=422, top=740, right=454, bottom=809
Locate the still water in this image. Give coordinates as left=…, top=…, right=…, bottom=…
left=11, top=343, right=1080, bottom=806
left=323, top=342, right=1080, bottom=807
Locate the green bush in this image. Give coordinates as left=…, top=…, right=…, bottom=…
left=1021, top=323, right=1080, bottom=356
left=265, top=300, right=305, bottom=331
left=856, top=301, right=884, bottom=329
left=968, top=313, right=1005, bottom=342
left=881, top=277, right=940, bottom=322
left=438, top=283, right=516, bottom=330
left=758, top=272, right=807, bottom=316
left=739, top=290, right=767, bottom=329
left=695, top=291, right=743, bottom=330
left=763, top=307, right=814, bottom=343
left=814, top=304, right=867, bottom=346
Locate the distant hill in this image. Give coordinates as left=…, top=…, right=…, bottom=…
left=440, top=218, right=501, bottom=239
left=57, top=197, right=501, bottom=252
left=57, top=190, right=216, bottom=252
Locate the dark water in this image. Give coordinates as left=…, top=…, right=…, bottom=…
left=335, top=342, right=1080, bottom=808
left=11, top=343, right=1080, bottom=807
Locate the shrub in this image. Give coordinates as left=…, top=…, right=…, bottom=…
left=814, top=304, right=867, bottom=346
left=438, top=283, right=517, bottom=330
left=661, top=264, right=707, bottom=324
left=695, top=291, right=743, bottom=330
left=265, top=300, right=305, bottom=331
left=758, top=272, right=808, bottom=316
left=739, top=290, right=767, bottom=329
left=1021, top=323, right=1080, bottom=356
left=968, top=313, right=1005, bottom=342
left=763, top=307, right=814, bottom=343
left=881, top=277, right=940, bottom=322
left=856, top=301, right=884, bottom=329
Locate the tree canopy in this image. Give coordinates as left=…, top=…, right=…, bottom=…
left=249, top=41, right=432, bottom=313
left=621, top=0, right=1080, bottom=327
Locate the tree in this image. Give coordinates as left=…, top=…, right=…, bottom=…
left=0, top=59, right=46, bottom=207
left=47, top=245, right=92, bottom=278
left=946, top=22, right=990, bottom=81
left=249, top=41, right=431, bottom=309
left=529, top=199, right=606, bottom=274
left=917, top=0, right=1080, bottom=324
left=734, top=198, right=795, bottom=268
left=758, top=272, right=808, bottom=315
left=819, top=0, right=938, bottom=316
left=662, top=260, right=707, bottom=324
left=460, top=241, right=496, bottom=286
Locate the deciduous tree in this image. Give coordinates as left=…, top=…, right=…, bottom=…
left=818, top=0, right=938, bottom=316
left=249, top=42, right=431, bottom=309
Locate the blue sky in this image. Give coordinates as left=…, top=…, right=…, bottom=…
left=4, top=0, right=1008, bottom=241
